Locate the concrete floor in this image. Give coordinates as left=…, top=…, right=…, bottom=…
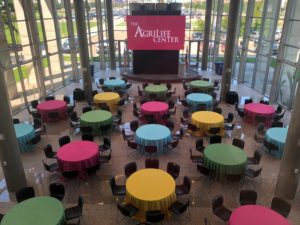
left=0, top=70, right=299, bottom=225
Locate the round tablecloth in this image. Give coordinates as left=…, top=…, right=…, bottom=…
left=103, top=79, right=125, bottom=90
left=191, top=111, right=224, bottom=136
left=57, top=141, right=99, bottom=174
left=204, top=143, right=247, bottom=180
left=14, top=123, right=36, bottom=153
left=93, top=92, right=120, bottom=112
left=140, top=101, right=169, bottom=124
left=244, top=103, right=275, bottom=126
left=189, top=80, right=213, bottom=92
left=265, top=127, right=288, bottom=159
left=125, top=169, right=176, bottom=222
left=229, top=205, right=292, bottom=225
left=0, top=196, right=65, bottom=225
left=145, top=85, right=168, bottom=99
left=37, top=100, right=67, bottom=122
left=80, top=110, right=112, bottom=135
left=186, top=93, right=213, bottom=112
left=135, top=124, right=172, bottom=155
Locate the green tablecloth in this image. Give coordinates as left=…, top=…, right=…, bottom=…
left=1, top=196, right=65, bottom=225
left=80, top=110, right=112, bottom=135
left=190, top=80, right=213, bottom=92
left=145, top=85, right=168, bottom=99
left=204, top=143, right=247, bottom=180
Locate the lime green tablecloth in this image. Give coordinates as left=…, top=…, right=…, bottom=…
left=190, top=80, right=213, bottom=92
left=1, top=196, right=65, bottom=225
left=80, top=110, right=112, bottom=134
left=145, top=85, right=168, bottom=99
left=204, top=144, right=247, bottom=180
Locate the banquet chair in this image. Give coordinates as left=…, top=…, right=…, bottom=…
left=82, top=106, right=92, bottom=114
left=122, top=129, right=134, bottom=142
left=210, top=135, right=222, bottom=144
left=0, top=213, right=4, bottom=223
left=172, top=128, right=184, bottom=141
left=232, top=138, right=245, bottom=150
left=175, top=176, right=192, bottom=195
left=124, top=162, right=137, bottom=178
left=80, top=126, right=93, bottom=134
left=146, top=210, right=165, bottom=224
left=86, top=163, right=100, bottom=175
left=63, top=95, right=71, bottom=104
left=207, top=127, right=221, bottom=136
left=70, top=112, right=80, bottom=123
left=99, top=137, right=111, bottom=152
left=239, top=189, right=257, bottom=206
left=244, top=167, right=263, bottom=179
left=65, top=218, right=80, bottom=225
left=91, top=90, right=98, bottom=97
left=145, top=158, right=159, bottom=169
left=212, top=195, right=232, bottom=223
left=244, top=98, right=253, bottom=104
left=247, top=150, right=262, bottom=166
left=130, top=120, right=139, bottom=132
left=271, top=121, right=284, bottom=128
left=169, top=106, right=177, bottom=116
left=214, top=80, right=220, bottom=90
left=109, top=76, right=116, bottom=80
left=110, top=177, right=126, bottom=196
left=16, top=186, right=35, bottom=203
left=197, top=103, right=207, bottom=111
left=164, top=140, right=179, bottom=153
left=58, top=135, right=71, bottom=147
left=62, top=171, right=79, bottom=179
left=271, top=197, right=291, bottom=218
left=274, top=110, right=286, bottom=122
left=49, top=182, right=65, bottom=201
left=187, top=123, right=198, bottom=133
left=190, top=148, right=203, bottom=164
left=26, top=134, right=41, bottom=147
left=255, top=115, right=267, bottom=125
left=167, top=162, right=180, bottom=179
left=144, top=145, right=158, bottom=156
left=42, top=160, right=60, bottom=175
left=275, top=105, right=283, bottom=114
left=255, top=124, right=266, bottom=143
left=212, top=107, right=222, bottom=114
left=149, top=93, right=158, bottom=101
left=45, top=96, right=55, bottom=101
left=165, top=120, right=175, bottom=131
left=197, top=163, right=215, bottom=179
left=127, top=140, right=142, bottom=155
left=48, top=112, right=60, bottom=121
left=224, top=113, right=234, bottom=123
left=99, top=104, right=110, bottom=112
left=13, top=118, right=20, bottom=124
left=82, top=134, right=94, bottom=142
left=113, top=110, right=123, bottom=122
left=168, top=200, right=190, bottom=218
left=99, top=124, right=112, bottom=135
left=31, top=100, right=39, bottom=109
left=112, top=117, right=122, bottom=130
left=117, top=202, right=139, bottom=224
left=64, top=196, right=84, bottom=221
left=43, top=144, right=57, bottom=159
left=224, top=123, right=235, bottom=137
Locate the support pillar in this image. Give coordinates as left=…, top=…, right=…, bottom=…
left=220, top=0, right=241, bottom=101
left=275, top=85, right=300, bottom=200
left=0, top=68, right=27, bottom=192
left=74, top=0, right=93, bottom=102
left=106, top=0, right=116, bottom=70
left=201, top=0, right=212, bottom=71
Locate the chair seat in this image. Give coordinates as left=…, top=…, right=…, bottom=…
left=49, top=163, right=60, bottom=172
left=99, top=145, right=111, bottom=152
left=124, top=204, right=139, bottom=217
left=214, top=207, right=232, bottom=221
left=168, top=201, right=184, bottom=215
left=175, top=186, right=188, bottom=195
left=65, top=206, right=82, bottom=220
left=113, top=185, right=126, bottom=196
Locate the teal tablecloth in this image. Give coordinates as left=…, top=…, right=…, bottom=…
left=204, top=144, right=247, bottom=180
left=104, top=79, right=125, bottom=90
left=265, top=128, right=288, bottom=158
left=135, top=124, right=172, bottom=155
left=186, top=93, right=213, bottom=112
left=1, top=196, right=65, bottom=225
left=14, top=123, right=36, bottom=152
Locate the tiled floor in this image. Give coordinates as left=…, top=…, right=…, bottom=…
left=0, top=69, right=299, bottom=225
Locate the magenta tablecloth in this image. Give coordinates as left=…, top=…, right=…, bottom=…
left=57, top=141, right=99, bottom=173
left=230, top=205, right=291, bottom=225
left=140, top=101, right=169, bottom=124
left=244, top=103, right=275, bottom=126
left=37, top=100, right=67, bottom=122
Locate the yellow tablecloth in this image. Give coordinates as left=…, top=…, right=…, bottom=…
left=93, top=92, right=120, bottom=112
left=191, top=111, right=224, bottom=136
left=125, top=169, right=176, bottom=222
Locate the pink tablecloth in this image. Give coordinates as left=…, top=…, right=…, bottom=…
left=37, top=100, right=67, bottom=122
left=244, top=103, right=275, bottom=126
left=140, top=101, right=169, bottom=124
left=230, top=205, right=291, bottom=225
left=57, top=141, right=99, bottom=173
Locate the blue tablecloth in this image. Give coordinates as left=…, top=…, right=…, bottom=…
left=135, top=124, right=172, bottom=155
left=104, top=79, right=125, bottom=90
left=265, top=127, right=288, bottom=158
left=186, top=93, right=213, bottom=112
left=14, top=123, right=36, bottom=152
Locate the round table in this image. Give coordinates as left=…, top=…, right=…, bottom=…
left=204, top=144, right=247, bottom=180
left=244, top=103, right=275, bottom=126
left=93, top=92, right=120, bottom=112
left=125, top=169, right=176, bottom=222
left=140, top=101, right=169, bottom=124
left=229, top=205, right=292, bottom=225
left=145, top=85, right=168, bottom=99
left=186, top=93, right=213, bottom=112
left=14, top=123, right=36, bottom=152
left=57, top=141, right=99, bottom=175
left=103, top=79, right=125, bottom=90
left=135, top=124, right=172, bottom=155
left=191, top=111, right=224, bottom=136
left=189, top=80, right=213, bottom=92
left=265, top=127, right=288, bottom=158
left=0, top=196, right=65, bottom=225
left=37, top=100, right=67, bottom=122
left=80, top=110, right=112, bottom=135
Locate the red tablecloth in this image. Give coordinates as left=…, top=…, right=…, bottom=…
left=140, top=101, right=169, bottom=124
left=57, top=141, right=99, bottom=174
left=244, top=103, right=275, bottom=126
left=37, top=100, right=67, bottom=122
left=230, top=205, right=291, bottom=225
